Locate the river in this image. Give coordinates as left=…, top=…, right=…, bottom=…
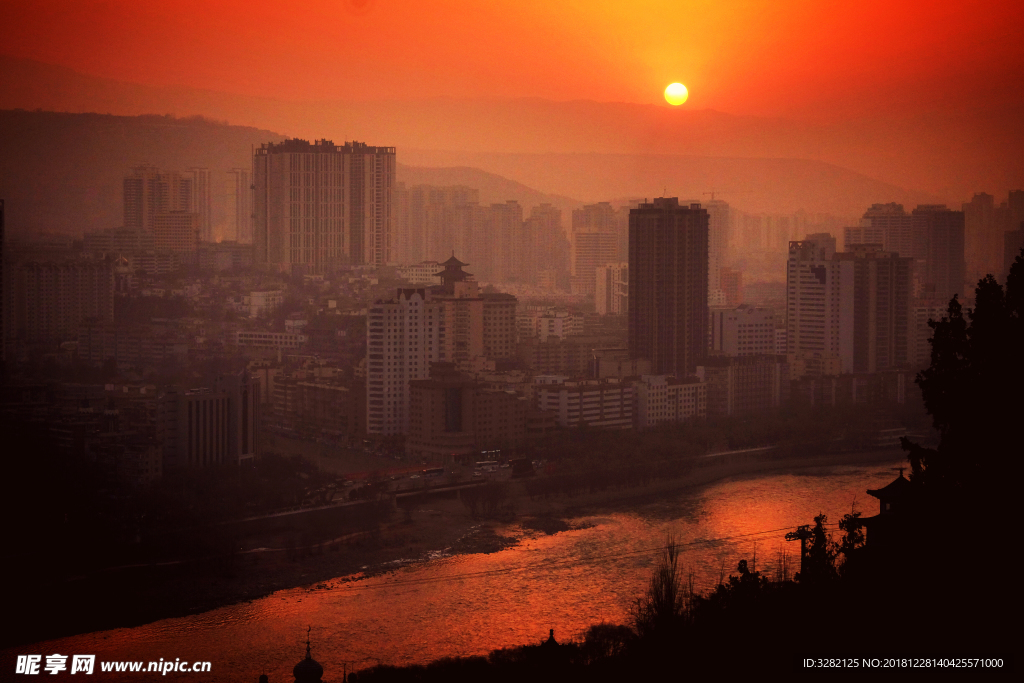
left=7, top=457, right=903, bottom=681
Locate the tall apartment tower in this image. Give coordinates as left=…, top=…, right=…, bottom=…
left=962, top=192, right=996, bottom=279
left=572, top=202, right=619, bottom=296
left=705, top=199, right=730, bottom=307
left=188, top=168, right=213, bottom=242
left=595, top=262, right=629, bottom=315
left=841, top=245, right=914, bottom=373
left=786, top=234, right=854, bottom=375
left=392, top=184, right=479, bottom=265
left=911, top=204, right=965, bottom=303
left=124, top=166, right=193, bottom=231
left=523, top=203, right=565, bottom=287
left=366, top=289, right=443, bottom=436
left=229, top=168, right=253, bottom=243
left=253, top=139, right=396, bottom=272
left=628, top=198, right=709, bottom=377
left=859, top=203, right=913, bottom=257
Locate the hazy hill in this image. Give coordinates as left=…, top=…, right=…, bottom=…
left=400, top=150, right=935, bottom=217
left=0, top=111, right=582, bottom=237
left=0, top=110, right=285, bottom=237
left=3, top=54, right=1020, bottom=201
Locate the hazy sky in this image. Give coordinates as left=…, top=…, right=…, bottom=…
left=5, top=0, right=1022, bottom=121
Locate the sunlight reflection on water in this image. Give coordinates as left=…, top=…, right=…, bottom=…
left=13, top=459, right=902, bottom=681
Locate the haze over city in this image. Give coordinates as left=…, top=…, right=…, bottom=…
left=1, top=1, right=1020, bottom=680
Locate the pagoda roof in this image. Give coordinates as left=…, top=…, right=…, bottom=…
left=867, top=471, right=913, bottom=501
left=441, top=254, right=469, bottom=267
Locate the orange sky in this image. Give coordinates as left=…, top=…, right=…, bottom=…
left=4, top=0, right=1022, bottom=121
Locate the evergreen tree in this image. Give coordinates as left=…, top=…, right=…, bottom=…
left=903, top=249, right=1024, bottom=499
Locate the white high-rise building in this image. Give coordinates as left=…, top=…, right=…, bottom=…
left=366, top=289, right=443, bottom=436
left=253, top=139, right=395, bottom=272
left=786, top=233, right=854, bottom=375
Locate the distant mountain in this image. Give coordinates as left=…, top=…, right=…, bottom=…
left=3, top=55, right=1020, bottom=202
left=0, top=110, right=941, bottom=241
left=0, top=110, right=580, bottom=238
left=399, top=150, right=938, bottom=217
left=0, top=110, right=284, bottom=236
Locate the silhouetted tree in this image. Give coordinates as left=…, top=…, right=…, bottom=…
left=904, top=249, right=1023, bottom=501
left=631, top=538, right=689, bottom=640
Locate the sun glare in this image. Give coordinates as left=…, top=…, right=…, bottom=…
left=664, top=82, right=688, bottom=106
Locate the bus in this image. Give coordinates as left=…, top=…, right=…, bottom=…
left=422, top=467, right=445, bottom=478
left=475, top=461, right=499, bottom=473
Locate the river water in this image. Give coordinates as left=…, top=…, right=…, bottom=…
left=9, top=457, right=903, bottom=681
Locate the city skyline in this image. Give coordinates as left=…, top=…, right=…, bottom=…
left=1, top=1, right=1019, bottom=678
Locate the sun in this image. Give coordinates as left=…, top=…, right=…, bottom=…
left=664, top=82, right=688, bottom=106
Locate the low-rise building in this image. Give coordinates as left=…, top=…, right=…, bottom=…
left=697, top=355, right=790, bottom=417
left=633, top=375, right=707, bottom=429
left=710, top=305, right=778, bottom=356
left=406, top=364, right=527, bottom=460
left=534, top=376, right=633, bottom=429
left=234, top=330, right=307, bottom=350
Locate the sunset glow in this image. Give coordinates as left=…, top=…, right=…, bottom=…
left=1, top=1, right=1021, bottom=120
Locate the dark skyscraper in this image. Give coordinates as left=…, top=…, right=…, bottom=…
left=628, top=198, right=709, bottom=377
left=911, top=204, right=965, bottom=302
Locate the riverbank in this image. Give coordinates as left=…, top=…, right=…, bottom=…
left=11, top=447, right=905, bottom=648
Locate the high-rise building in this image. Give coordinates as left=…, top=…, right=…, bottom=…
left=595, top=262, right=628, bottom=315
left=488, top=200, right=525, bottom=284
left=571, top=231, right=619, bottom=296
left=786, top=234, right=853, bottom=375
left=720, top=266, right=743, bottom=307
left=962, top=192, right=996, bottom=280
left=843, top=225, right=885, bottom=250
left=571, top=202, right=619, bottom=297
left=123, top=165, right=193, bottom=232
left=1004, top=225, right=1024, bottom=282
left=704, top=199, right=730, bottom=307
left=366, top=288, right=443, bottom=436
left=628, top=198, right=709, bottom=377
left=253, top=139, right=395, bottom=272
left=787, top=237, right=914, bottom=376
left=911, top=204, right=965, bottom=302
left=860, top=203, right=913, bottom=257
left=229, top=168, right=253, bottom=243
left=523, top=203, right=566, bottom=287
left=839, top=245, right=914, bottom=373
left=188, top=168, right=212, bottom=242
